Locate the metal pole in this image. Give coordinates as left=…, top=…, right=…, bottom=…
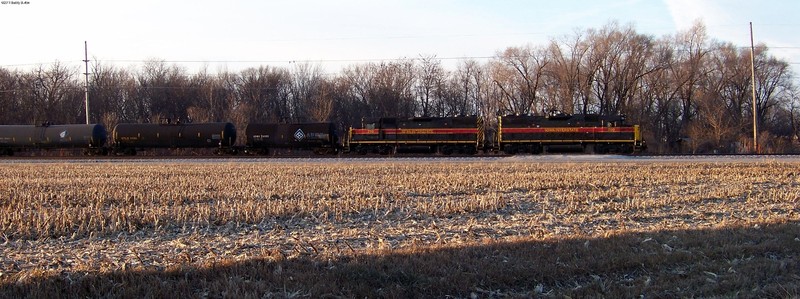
left=83, top=41, right=90, bottom=124
left=749, top=22, right=758, bottom=154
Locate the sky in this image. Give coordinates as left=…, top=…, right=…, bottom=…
left=1, top=0, right=798, bottom=75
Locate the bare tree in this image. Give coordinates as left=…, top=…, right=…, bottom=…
left=308, top=80, right=335, bottom=122
left=18, top=62, right=82, bottom=124
left=751, top=45, right=793, bottom=131
left=635, top=38, right=680, bottom=152
left=451, top=60, right=486, bottom=117
left=289, top=63, right=329, bottom=122
left=237, top=66, right=292, bottom=123
left=0, top=68, right=23, bottom=123
left=669, top=21, right=713, bottom=139
left=91, top=61, right=138, bottom=123
left=415, top=55, right=446, bottom=116
left=370, top=61, right=416, bottom=117
left=544, top=31, right=593, bottom=113
left=491, top=45, right=548, bottom=115
left=585, top=22, right=658, bottom=116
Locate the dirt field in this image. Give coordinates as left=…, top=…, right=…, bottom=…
left=1, top=157, right=798, bottom=298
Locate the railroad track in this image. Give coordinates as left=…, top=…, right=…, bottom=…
left=3, top=153, right=799, bottom=165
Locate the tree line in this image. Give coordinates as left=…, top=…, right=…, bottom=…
left=0, top=22, right=797, bottom=153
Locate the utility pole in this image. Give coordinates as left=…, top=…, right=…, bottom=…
left=83, top=41, right=90, bottom=124
left=749, top=22, right=758, bottom=154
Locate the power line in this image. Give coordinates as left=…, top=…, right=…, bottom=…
left=3, top=45, right=799, bottom=69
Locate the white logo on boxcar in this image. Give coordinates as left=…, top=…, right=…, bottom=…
left=59, top=130, right=68, bottom=138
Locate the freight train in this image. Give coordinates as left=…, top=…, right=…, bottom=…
left=0, top=112, right=645, bottom=156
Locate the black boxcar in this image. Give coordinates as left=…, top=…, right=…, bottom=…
left=0, top=123, right=107, bottom=156
left=112, top=121, right=236, bottom=155
left=498, top=111, right=645, bottom=154
left=244, top=122, right=339, bottom=155
left=347, top=116, right=484, bottom=155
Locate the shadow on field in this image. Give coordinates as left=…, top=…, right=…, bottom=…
left=3, top=222, right=799, bottom=298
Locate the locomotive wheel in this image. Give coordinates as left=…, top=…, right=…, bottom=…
left=503, top=145, right=517, bottom=155
left=622, top=145, right=634, bottom=154
left=441, top=146, right=453, bottom=155
left=356, top=146, right=368, bottom=155
left=378, top=145, right=394, bottom=155
left=464, top=146, right=477, bottom=155
left=531, top=145, right=542, bottom=154
left=594, top=144, right=608, bottom=154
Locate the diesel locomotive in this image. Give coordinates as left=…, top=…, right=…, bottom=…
left=346, top=116, right=484, bottom=155
left=497, top=111, right=645, bottom=154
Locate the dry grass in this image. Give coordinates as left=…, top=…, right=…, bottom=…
left=0, top=159, right=798, bottom=298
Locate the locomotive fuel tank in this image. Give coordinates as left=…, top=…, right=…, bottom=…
left=113, top=122, right=236, bottom=150
left=245, top=122, right=338, bottom=154
left=0, top=123, right=107, bottom=155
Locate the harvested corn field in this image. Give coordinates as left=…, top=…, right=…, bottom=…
left=1, top=159, right=799, bottom=298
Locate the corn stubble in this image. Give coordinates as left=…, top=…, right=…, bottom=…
left=0, top=160, right=798, bottom=297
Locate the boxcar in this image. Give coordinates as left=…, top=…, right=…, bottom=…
left=244, top=122, right=339, bottom=155
left=0, top=123, right=107, bottom=156
left=347, top=116, right=484, bottom=155
left=112, top=121, right=236, bottom=155
left=498, top=111, right=645, bottom=154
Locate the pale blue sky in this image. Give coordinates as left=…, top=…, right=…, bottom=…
left=1, top=0, right=798, bottom=74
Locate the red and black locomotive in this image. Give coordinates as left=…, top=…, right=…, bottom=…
left=346, top=116, right=484, bottom=155
left=497, top=111, right=645, bottom=154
